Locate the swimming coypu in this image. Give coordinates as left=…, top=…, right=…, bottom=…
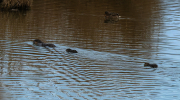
left=144, top=63, right=158, bottom=68
left=104, top=11, right=121, bottom=19
left=66, top=48, right=78, bottom=53
left=33, top=39, right=56, bottom=47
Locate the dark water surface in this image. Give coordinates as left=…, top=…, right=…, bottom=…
left=0, top=0, right=180, bottom=99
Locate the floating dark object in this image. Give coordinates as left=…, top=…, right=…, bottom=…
left=66, top=48, right=78, bottom=53
left=144, top=63, right=158, bottom=68
left=104, top=11, right=121, bottom=19
left=33, top=39, right=56, bottom=47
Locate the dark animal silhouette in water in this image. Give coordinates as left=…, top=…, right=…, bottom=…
left=144, top=63, right=158, bottom=68
left=104, top=11, right=121, bottom=19
left=33, top=39, right=56, bottom=47
left=33, top=39, right=59, bottom=53
left=66, top=48, right=78, bottom=53
left=104, top=11, right=121, bottom=23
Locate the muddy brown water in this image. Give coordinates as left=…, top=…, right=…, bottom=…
left=0, top=0, right=180, bottom=99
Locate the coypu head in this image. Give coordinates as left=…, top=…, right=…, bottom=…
left=105, top=11, right=121, bottom=19
left=144, top=63, right=150, bottom=66
left=66, top=48, right=72, bottom=52
left=33, top=39, right=43, bottom=45
left=33, top=39, right=56, bottom=47
left=144, top=63, right=158, bottom=68
left=105, top=11, right=111, bottom=16
left=115, top=13, right=120, bottom=17
left=66, top=48, right=78, bottom=53
left=111, top=13, right=120, bottom=18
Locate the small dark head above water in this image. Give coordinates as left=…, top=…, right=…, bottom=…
left=144, top=63, right=158, bottom=68
left=105, top=11, right=121, bottom=19
left=66, top=48, right=78, bottom=53
left=33, top=39, right=43, bottom=44
left=33, top=39, right=56, bottom=47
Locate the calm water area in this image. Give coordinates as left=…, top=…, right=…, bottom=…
left=0, top=0, right=180, bottom=100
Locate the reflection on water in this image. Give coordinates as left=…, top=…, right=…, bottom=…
left=0, top=0, right=180, bottom=99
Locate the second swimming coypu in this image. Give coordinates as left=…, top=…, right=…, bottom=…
left=33, top=39, right=56, bottom=47
left=66, top=48, right=78, bottom=53
left=144, top=63, right=158, bottom=68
